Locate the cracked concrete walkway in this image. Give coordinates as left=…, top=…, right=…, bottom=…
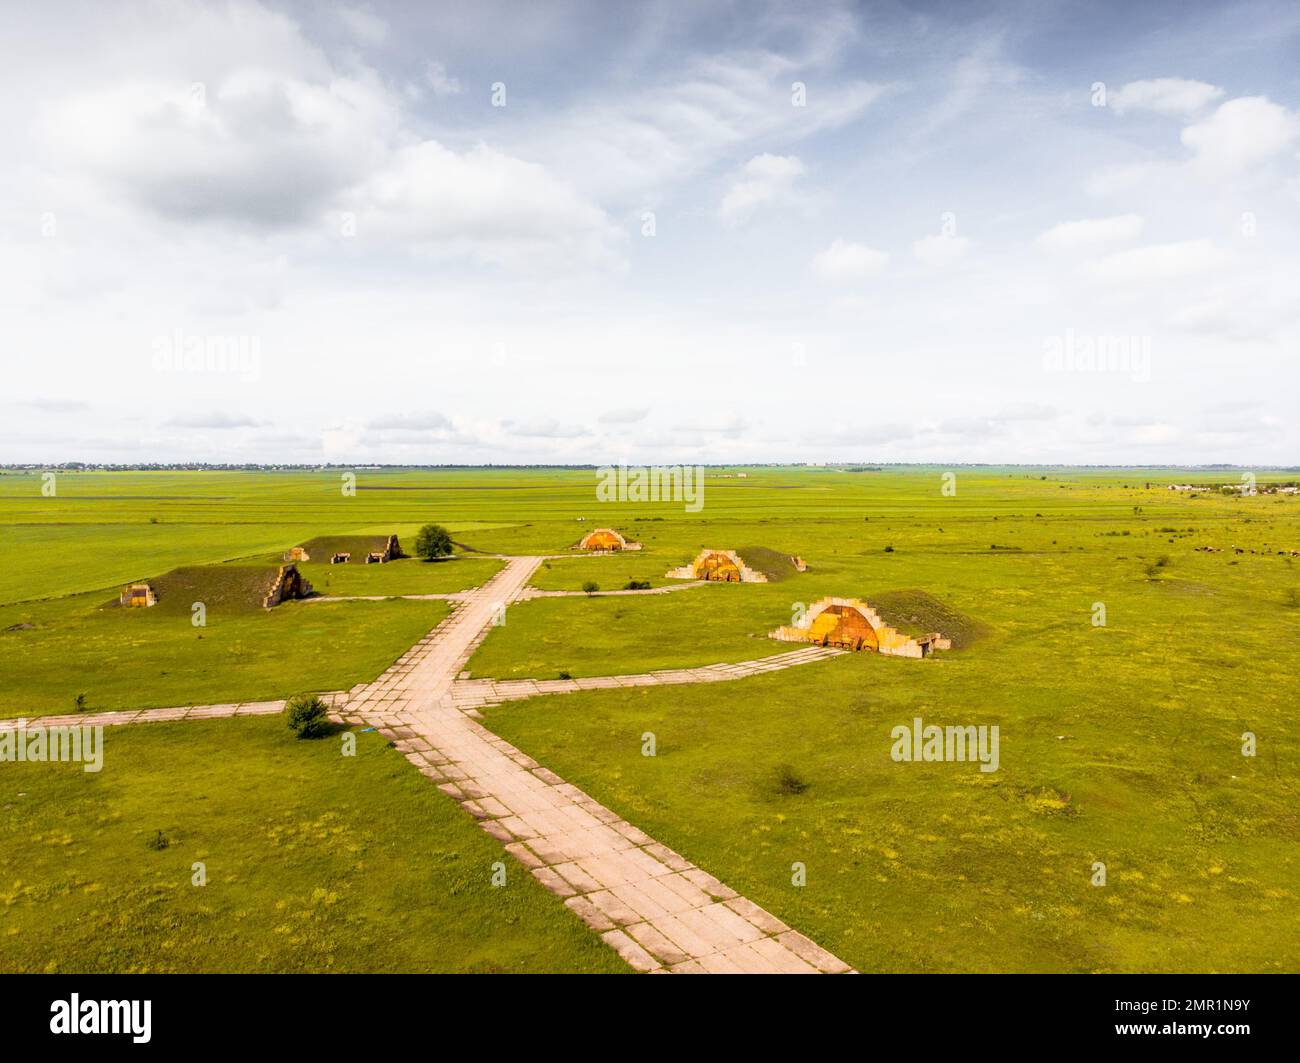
left=451, top=644, right=842, bottom=711
left=338, top=556, right=853, bottom=974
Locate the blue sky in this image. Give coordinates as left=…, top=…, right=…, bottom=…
left=3, top=0, right=1298, bottom=464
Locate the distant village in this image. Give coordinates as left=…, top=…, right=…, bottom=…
left=1167, top=482, right=1300, bottom=496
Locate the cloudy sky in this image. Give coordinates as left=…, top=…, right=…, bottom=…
left=3, top=0, right=1298, bottom=465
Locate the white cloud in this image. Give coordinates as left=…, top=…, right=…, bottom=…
left=912, top=233, right=970, bottom=267
left=1110, top=78, right=1223, bottom=117
left=166, top=412, right=262, bottom=429
left=501, top=418, right=592, bottom=439
left=1181, top=96, right=1299, bottom=176
left=598, top=407, right=649, bottom=424
left=367, top=412, right=452, bottom=431
left=350, top=141, right=622, bottom=268
left=811, top=240, right=888, bottom=284
left=39, top=71, right=400, bottom=226
left=338, top=4, right=388, bottom=45
left=518, top=51, right=885, bottom=203
left=1083, top=239, right=1224, bottom=285
left=15, top=398, right=91, bottom=412
left=719, top=153, right=804, bottom=224
left=1037, top=214, right=1144, bottom=251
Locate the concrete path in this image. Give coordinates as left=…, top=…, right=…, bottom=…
left=338, top=557, right=853, bottom=973
left=452, top=645, right=842, bottom=711
left=305, top=592, right=470, bottom=603
left=19, top=692, right=350, bottom=730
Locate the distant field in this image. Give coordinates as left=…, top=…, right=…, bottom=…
left=0, top=717, right=625, bottom=973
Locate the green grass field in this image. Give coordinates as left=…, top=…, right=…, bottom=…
left=0, top=716, right=625, bottom=973
left=1, top=465, right=1296, bottom=972
left=297, top=555, right=504, bottom=597
left=0, top=592, right=448, bottom=719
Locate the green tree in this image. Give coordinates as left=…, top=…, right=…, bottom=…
left=414, top=523, right=454, bottom=560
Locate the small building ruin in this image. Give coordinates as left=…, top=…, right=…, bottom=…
left=292, top=534, right=402, bottom=564
left=770, top=596, right=950, bottom=658
left=665, top=549, right=767, bottom=583
left=120, top=583, right=156, bottom=608
left=262, top=564, right=313, bottom=608
left=575, top=528, right=641, bottom=552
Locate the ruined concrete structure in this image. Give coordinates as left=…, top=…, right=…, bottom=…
left=297, top=534, right=401, bottom=565
left=120, top=583, right=156, bottom=608
left=771, top=597, right=950, bottom=658
left=262, top=564, right=313, bottom=608
left=665, top=549, right=767, bottom=583
left=575, top=528, right=641, bottom=552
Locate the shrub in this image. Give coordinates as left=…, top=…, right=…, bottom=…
left=582, top=581, right=599, bottom=595
left=145, top=830, right=169, bottom=851
left=413, top=523, right=454, bottom=561
left=1143, top=556, right=1171, bottom=579
left=883, top=545, right=894, bottom=553
left=73, top=692, right=88, bottom=712
left=558, top=671, right=572, bottom=680
left=285, top=693, right=331, bottom=739
left=773, top=764, right=809, bottom=796
left=623, top=579, right=652, bottom=590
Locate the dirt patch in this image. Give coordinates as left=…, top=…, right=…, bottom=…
left=869, top=589, right=991, bottom=649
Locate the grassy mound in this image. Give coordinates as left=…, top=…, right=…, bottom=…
left=868, top=588, right=990, bottom=648
left=123, top=565, right=282, bottom=615
left=295, top=535, right=400, bottom=562
left=736, top=546, right=802, bottom=582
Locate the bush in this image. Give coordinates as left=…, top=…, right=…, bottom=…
left=773, top=764, right=809, bottom=796
left=73, top=692, right=88, bottom=712
left=145, top=830, right=169, bottom=851
left=285, top=693, right=330, bottom=739
left=414, top=523, right=454, bottom=561
left=623, top=579, right=652, bottom=590
left=883, top=545, right=894, bottom=553
left=582, top=581, right=599, bottom=595
left=1143, top=556, right=1171, bottom=579
left=558, top=671, right=572, bottom=680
